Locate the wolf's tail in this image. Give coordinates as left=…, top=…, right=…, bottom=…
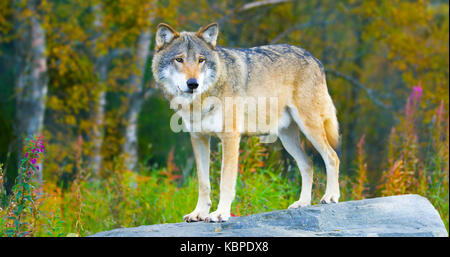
left=324, top=111, right=340, bottom=151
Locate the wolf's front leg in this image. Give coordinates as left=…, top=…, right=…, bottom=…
left=206, top=133, right=241, bottom=222
left=184, top=133, right=211, bottom=222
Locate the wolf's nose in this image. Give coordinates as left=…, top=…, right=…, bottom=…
left=187, top=78, right=199, bottom=90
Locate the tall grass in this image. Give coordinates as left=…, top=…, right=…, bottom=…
left=378, top=86, right=449, bottom=231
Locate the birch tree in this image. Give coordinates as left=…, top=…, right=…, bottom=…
left=122, top=32, right=152, bottom=171
left=122, top=7, right=155, bottom=172
left=88, top=3, right=108, bottom=177
left=13, top=0, right=48, bottom=182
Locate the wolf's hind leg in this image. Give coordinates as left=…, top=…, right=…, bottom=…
left=289, top=106, right=340, bottom=204
left=279, top=122, right=314, bottom=208
left=184, top=133, right=211, bottom=222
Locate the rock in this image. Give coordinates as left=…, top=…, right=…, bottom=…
left=91, top=194, right=448, bottom=237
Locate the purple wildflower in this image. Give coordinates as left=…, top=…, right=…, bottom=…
left=412, top=82, right=423, bottom=103
left=31, top=158, right=37, bottom=164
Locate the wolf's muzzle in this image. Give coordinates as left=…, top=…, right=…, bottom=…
left=187, top=78, right=199, bottom=93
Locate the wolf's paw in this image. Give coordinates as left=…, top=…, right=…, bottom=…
left=204, top=210, right=230, bottom=223
left=183, top=210, right=209, bottom=223
left=288, top=200, right=311, bottom=209
left=320, top=192, right=340, bottom=204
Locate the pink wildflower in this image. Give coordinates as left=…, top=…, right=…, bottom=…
left=412, top=81, right=423, bottom=103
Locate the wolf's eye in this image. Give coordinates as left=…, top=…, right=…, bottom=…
left=175, top=57, right=183, bottom=63
left=198, top=58, right=206, bottom=63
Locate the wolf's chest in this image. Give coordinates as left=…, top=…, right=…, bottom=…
left=179, top=107, right=224, bottom=133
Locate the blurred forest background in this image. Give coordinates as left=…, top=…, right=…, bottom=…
left=0, top=0, right=448, bottom=236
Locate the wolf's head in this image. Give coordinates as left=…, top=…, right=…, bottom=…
left=151, top=23, right=220, bottom=99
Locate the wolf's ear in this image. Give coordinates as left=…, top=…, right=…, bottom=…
left=155, top=23, right=179, bottom=51
left=196, top=23, right=219, bottom=48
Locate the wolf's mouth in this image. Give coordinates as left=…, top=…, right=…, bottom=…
left=178, top=86, right=196, bottom=94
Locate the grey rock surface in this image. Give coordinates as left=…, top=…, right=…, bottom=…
left=91, top=194, right=448, bottom=237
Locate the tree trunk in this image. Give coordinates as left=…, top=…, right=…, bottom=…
left=13, top=0, right=48, bottom=182
left=90, top=49, right=107, bottom=176
left=87, top=3, right=107, bottom=176
left=122, top=29, right=152, bottom=172
left=90, top=74, right=106, bottom=176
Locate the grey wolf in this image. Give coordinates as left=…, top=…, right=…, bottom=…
left=151, top=22, right=340, bottom=222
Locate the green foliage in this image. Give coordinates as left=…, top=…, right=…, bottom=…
left=138, top=93, right=191, bottom=168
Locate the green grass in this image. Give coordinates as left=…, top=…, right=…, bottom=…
left=1, top=164, right=448, bottom=236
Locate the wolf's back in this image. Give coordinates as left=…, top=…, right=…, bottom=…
left=218, top=44, right=324, bottom=73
